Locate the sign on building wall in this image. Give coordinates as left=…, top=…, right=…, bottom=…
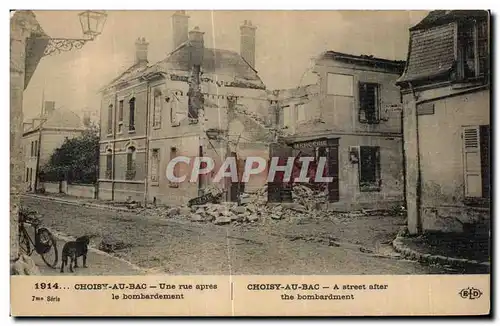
left=417, top=103, right=435, bottom=115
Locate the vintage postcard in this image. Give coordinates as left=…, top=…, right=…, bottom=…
left=10, top=9, right=491, bottom=316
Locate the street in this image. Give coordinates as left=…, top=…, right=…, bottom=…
left=21, top=196, right=448, bottom=275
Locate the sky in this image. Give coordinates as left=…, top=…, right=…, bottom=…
left=22, top=10, right=429, bottom=121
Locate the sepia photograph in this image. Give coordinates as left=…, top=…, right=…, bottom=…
left=9, top=8, right=491, bottom=316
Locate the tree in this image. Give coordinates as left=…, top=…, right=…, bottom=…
left=41, top=123, right=99, bottom=184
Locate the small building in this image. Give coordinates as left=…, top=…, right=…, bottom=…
left=98, top=12, right=272, bottom=205
left=22, top=101, right=86, bottom=191
left=396, top=10, right=490, bottom=235
left=272, top=51, right=406, bottom=211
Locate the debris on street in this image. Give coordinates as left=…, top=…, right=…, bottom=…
left=141, top=183, right=406, bottom=229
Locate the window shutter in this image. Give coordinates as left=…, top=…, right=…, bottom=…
left=463, top=126, right=482, bottom=197
left=358, top=83, right=367, bottom=122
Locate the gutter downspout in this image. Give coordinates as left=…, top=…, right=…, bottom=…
left=144, top=82, right=151, bottom=206
left=400, top=90, right=407, bottom=212
left=408, top=82, right=422, bottom=234
left=111, top=89, right=117, bottom=202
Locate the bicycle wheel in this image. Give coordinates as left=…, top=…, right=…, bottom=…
left=18, top=227, right=32, bottom=255
left=36, top=228, right=58, bottom=269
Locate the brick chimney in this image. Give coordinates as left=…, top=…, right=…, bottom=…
left=135, top=37, right=149, bottom=64
left=240, top=20, right=257, bottom=69
left=188, top=26, right=205, bottom=67
left=172, top=10, right=189, bottom=49
left=44, top=101, right=55, bottom=115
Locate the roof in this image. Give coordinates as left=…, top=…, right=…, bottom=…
left=410, top=10, right=489, bottom=31
left=104, top=41, right=265, bottom=91
left=318, top=51, right=405, bottom=74
left=397, top=22, right=456, bottom=84
left=397, top=10, right=489, bottom=85
left=23, top=109, right=85, bottom=135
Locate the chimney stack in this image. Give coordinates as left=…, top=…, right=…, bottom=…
left=44, top=101, right=55, bottom=115
left=172, top=10, right=189, bottom=49
left=240, top=20, right=257, bottom=69
left=135, top=37, right=149, bottom=64
left=188, top=26, right=205, bottom=67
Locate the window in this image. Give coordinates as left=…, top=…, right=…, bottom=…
left=153, top=91, right=162, bottom=129
left=151, top=149, right=160, bottom=185
left=107, top=104, right=113, bottom=134
left=359, top=83, right=380, bottom=124
left=359, top=146, right=381, bottom=192
left=117, top=100, right=124, bottom=133
left=126, top=146, right=136, bottom=180
left=129, top=98, right=136, bottom=132
left=34, top=140, right=38, bottom=157
left=187, top=92, right=199, bottom=121
left=458, top=19, right=489, bottom=80
left=29, top=168, right=32, bottom=183
left=282, top=105, right=291, bottom=128
left=26, top=168, right=29, bottom=182
left=463, top=125, right=490, bottom=201
left=296, top=103, right=306, bottom=123
left=105, top=149, right=112, bottom=179
left=30, top=141, right=34, bottom=157
left=327, top=73, right=353, bottom=96
left=169, top=147, right=179, bottom=188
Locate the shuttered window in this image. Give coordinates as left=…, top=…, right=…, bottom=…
left=151, top=149, right=160, bottom=185
left=463, top=126, right=482, bottom=197
left=359, top=83, right=380, bottom=124
left=463, top=125, right=490, bottom=199
left=105, top=150, right=113, bottom=179
left=117, top=100, right=124, bottom=133
left=107, top=104, right=113, bottom=134
left=126, top=147, right=136, bottom=180
left=153, top=91, right=162, bottom=129
left=129, top=98, right=136, bottom=131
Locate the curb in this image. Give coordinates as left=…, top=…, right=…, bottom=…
left=392, top=235, right=490, bottom=269
left=50, top=230, right=149, bottom=274
left=24, top=194, right=133, bottom=212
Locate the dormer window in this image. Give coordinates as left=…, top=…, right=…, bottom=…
left=457, top=19, right=489, bottom=80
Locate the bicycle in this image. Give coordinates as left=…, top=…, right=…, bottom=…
left=18, top=207, right=58, bottom=269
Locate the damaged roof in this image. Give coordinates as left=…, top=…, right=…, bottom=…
left=410, top=10, right=489, bottom=31
left=397, top=10, right=489, bottom=85
left=104, top=41, right=265, bottom=91
left=318, top=51, right=405, bottom=74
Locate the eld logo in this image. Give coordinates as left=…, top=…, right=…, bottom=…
left=459, top=287, right=483, bottom=300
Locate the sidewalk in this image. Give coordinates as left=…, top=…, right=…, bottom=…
left=21, top=224, right=146, bottom=275
left=392, top=229, right=490, bottom=273
left=25, top=192, right=142, bottom=212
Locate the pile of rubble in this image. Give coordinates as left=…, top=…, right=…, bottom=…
left=292, top=185, right=329, bottom=211
left=147, top=183, right=404, bottom=226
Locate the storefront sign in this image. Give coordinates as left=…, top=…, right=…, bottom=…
left=293, top=139, right=328, bottom=149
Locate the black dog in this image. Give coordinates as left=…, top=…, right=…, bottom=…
left=60, top=235, right=90, bottom=273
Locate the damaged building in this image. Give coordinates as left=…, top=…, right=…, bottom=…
left=98, top=11, right=272, bottom=205
left=271, top=51, right=406, bottom=211
left=396, top=10, right=490, bottom=235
